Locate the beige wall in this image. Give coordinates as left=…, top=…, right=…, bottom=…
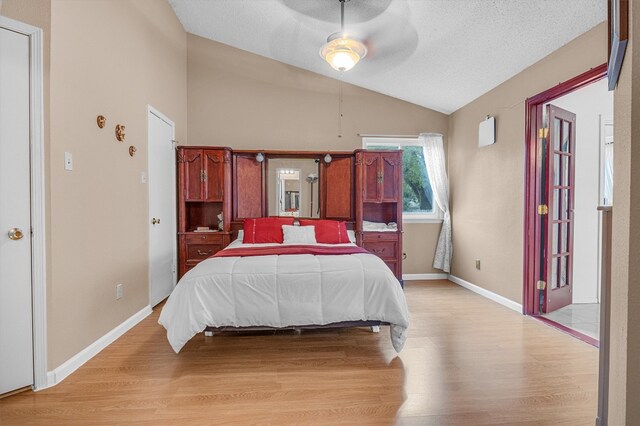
left=447, top=23, right=607, bottom=302
left=8, top=0, right=187, bottom=370
left=186, top=34, right=449, bottom=274
left=46, top=0, right=186, bottom=368
left=608, top=0, right=640, bottom=422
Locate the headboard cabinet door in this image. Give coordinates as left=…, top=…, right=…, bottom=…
left=321, top=156, right=354, bottom=221
left=203, top=150, right=225, bottom=201
left=233, top=154, right=265, bottom=220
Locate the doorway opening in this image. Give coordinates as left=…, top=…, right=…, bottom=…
left=523, top=64, right=611, bottom=346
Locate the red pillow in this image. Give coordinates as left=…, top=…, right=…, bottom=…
left=243, top=217, right=295, bottom=244
left=299, top=220, right=350, bottom=244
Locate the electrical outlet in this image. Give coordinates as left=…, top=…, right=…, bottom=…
left=475, top=259, right=481, bottom=270
left=116, top=283, right=123, bottom=300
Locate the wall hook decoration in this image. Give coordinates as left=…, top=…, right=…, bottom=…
left=115, top=124, right=126, bottom=142
left=129, top=146, right=136, bottom=157
left=96, top=115, right=106, bottom=128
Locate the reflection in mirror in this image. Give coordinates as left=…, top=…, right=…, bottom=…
left=268, top=158, right=320, bottom=218
left=277, top=168, right=300, bottom=217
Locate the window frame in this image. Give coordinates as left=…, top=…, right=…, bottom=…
left=362, top=137, right=443, bottom=223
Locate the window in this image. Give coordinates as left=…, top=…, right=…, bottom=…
left=362, top=137, right=442, bottom=222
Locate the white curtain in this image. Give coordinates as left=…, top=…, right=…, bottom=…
left=420, top=133, right=452, bottom=272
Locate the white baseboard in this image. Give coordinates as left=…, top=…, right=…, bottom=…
left=447, top=275, right=522, bottom=313
left=403, top=273, right=449, bottom=281
left=43, top=305, right=152, bottom=389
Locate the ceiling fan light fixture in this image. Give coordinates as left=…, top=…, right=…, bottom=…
left=320, top=34, right=367, bottom=72
left=320, top=0, right=367, bottom=72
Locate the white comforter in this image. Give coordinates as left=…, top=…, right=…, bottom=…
left=158, top=241, right=409, bottom=352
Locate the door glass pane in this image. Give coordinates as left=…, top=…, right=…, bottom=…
left=554, top=154, right=560, bottom=186
left=551, top=257, right=558, bottom=289
left=552, top=223, right=559, bottom=254
left=554, top=118, right=561, bottom=151
left=562, top=189, right=570, bottom=220
left=561, top=223, right=568, bottom=254
left=560, top=256, right=568, bottom=287
left=562, top=155, right=570, bottom=186
left=558, top=189, right=564, bottom=221
left=562, top=120, right=570, bottom=152
left=553, top=189, right=559, bottom=220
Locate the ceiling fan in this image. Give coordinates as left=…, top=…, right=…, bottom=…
left=275, top=0, right=418, bottom=74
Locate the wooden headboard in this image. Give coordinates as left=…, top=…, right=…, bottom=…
left=230, top=150, right=356, bottom=232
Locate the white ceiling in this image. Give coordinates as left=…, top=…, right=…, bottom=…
left=168, top=0, right=606, bottom=115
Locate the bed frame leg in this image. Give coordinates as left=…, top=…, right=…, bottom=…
left=371, top=325, right=380, bottom=333
left=204, top=330, right=214, bottom=337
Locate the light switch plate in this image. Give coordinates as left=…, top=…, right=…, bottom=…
left=116, top=283, right=123, bottom=300
left=64, top=152, right=73, bottom=171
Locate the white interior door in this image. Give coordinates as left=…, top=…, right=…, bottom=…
left=148, top=108, right=177, bottom=307
left=0, top=26, right=34, bottom=395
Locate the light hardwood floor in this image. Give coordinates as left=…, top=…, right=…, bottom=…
left=0, top=280, right=598, bottom=425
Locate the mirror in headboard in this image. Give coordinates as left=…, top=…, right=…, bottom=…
left=267, top=157, right=320, bottom=218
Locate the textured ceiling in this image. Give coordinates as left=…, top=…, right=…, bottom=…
left=169, top=0, right=606, bottom=114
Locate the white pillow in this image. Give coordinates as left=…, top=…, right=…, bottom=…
left=347, top=230, right=356, bottom=244
left=235, top=230, right=244, bottom=241
left=282, top=225, right=317, bottom=245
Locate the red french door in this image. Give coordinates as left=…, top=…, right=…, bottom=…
left=541, top=104, right=576, bottom=313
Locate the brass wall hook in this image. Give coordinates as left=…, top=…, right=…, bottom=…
left=96, top=115, right=106, bottom=128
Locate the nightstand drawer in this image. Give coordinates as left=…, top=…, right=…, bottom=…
left=361, top=232, right=399, bottom=242
left=186, top=243, right=223, bottom=260
left=184, top=233, right=224, bottom=244
left=363, top=241, right=397, bottom=260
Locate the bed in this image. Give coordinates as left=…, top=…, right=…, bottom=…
left=159, top=221, right=409, bottom=353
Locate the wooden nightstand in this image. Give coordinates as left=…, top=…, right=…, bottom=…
left=360, top=231, right=400, bottom=278
left=178, top=232, right=231, bottom=277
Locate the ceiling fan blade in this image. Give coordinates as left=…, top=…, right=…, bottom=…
left=357, top=13, right=419, bottom=72
left=268, top=18, right=327, bottom=64
left=278, top=0, right=392, bottom=24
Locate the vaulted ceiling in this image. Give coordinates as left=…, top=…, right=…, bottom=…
left=169, top=0, right=606, bottom=114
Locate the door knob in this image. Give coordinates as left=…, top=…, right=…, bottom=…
left=8, top=228, right=24, bottom=240
left=151, top=218, right=161, bottom=225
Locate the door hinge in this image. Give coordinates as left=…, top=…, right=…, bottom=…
left=537, top=204, right=548, bottom=215
left=537, top=280, right=547, bottom=290
left=539, top=127, right=549, bottom=139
